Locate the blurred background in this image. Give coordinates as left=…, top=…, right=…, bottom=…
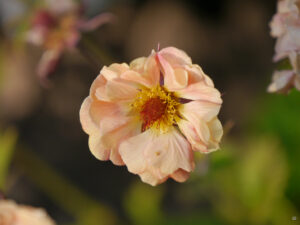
left=1, top=0, right=300, bottom=224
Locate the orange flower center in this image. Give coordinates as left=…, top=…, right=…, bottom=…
left=140, top=97, right=167, bottom=131
left=132, top=85, right=180, bottom=133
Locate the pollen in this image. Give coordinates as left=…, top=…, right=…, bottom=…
left=132, top=85, right=180, bottom=133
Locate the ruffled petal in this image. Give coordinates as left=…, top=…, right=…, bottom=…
left=207, top=118, right=223, bottom=151
left=139, top=169, right=167, bottom=186
left=120, top=128, right=194, bottom=183
left=171, top=169, right=190, bottom=183
left=158, top=47, right=192, bottom=66
left=118, top=129, right=149, bottom=174
left=105, top=79, right=138, bottom=100
left=80, top=96, right=129, bottom=135
left=146, top=129, right=194, bottom=174
left=121, top=52, right=160, bottom=87
left=100, top=63, right=129, bottom=81
left=88, top=134, right=110, bottom=161
left=95, top=79, right=138, bottom=102
left=157, top=53, right=188, bottom=90
left=129, top=57, right=147, bottom=73
left=178, top=116, right=210, bottom=150
left=178, top=113, right=222, bottom=153
left=176, top=82, right=222, bottom=104
left=79, top=97, right=98, bottom=134
left=184, top=64, right=214, bottom=87
left=90, top=117, right=141, bottom=166
left=180, top=100, right=221, bottom=122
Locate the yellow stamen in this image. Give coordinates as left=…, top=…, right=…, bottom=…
left=132, top=85, right=180, bottom=133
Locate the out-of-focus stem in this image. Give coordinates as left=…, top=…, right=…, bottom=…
left=79, top=35, right=113, bottom=67
left=14, top=147, right=119, bottom=225
left=0, top=128, right=18, bottom=191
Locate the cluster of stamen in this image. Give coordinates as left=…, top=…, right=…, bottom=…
left=132, top=85, right=180, bottom=133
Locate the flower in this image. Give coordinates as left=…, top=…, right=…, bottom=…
left=269, top=0, right=300, bottom=93
left=0, top=200, right=56, bottom=225
left=26, top=0, right=114, bottom=86
left=270, top=0, right=300, bottom=61
left=80, top=47, right=223, bottom=186
left=268, top=52, right=300, bottom=93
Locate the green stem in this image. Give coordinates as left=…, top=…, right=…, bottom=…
left=14, top=147, right=119, bottom=225
left=80, top=35, right=113, bottom=66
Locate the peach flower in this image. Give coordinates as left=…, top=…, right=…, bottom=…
left=80, top=47, right=223, bottom=186
left=0, top=200, right=56, bottom=225
left=27, top=0, right=114, bottom=86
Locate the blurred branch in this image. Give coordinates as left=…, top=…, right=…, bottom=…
left=14, top=147, right=119, bottom=225
left=79, top=34, right=113, bottom=67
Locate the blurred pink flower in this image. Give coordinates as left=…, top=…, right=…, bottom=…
left=0, top=200, right=56, bottom=225
left=80, top=47, right=223, bottom=186
left=268, top=52, right=300, bottom=93
left=26, top=0, right=114, bottom=86
left=269, top=0, right=300, bottom=92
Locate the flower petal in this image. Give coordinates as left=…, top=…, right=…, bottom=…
left=184, top=64, right=214, bottom=87
left=107, top=79, right=138, bottom=100
left=90, top=74, right=107, bottom=99
left=123, top=52, right=160, bottom=87
left=294, top=74, right=300, bottom=90
left=171, top=169, right=190, bottom=183
left=157, top=53, right=188, bottom=90
left=139, top=169, right=167, bottom=186
left=207, top=118, right=223, bottom=151
left=178, top=117, right=210, bottom=153
left=274, top=26, right=300, bottom=61
left=96, top=79, right=138, bottom=101
left=79, top=97, right=98, bottom=134
left=120, top=129, right=194, bottom=178
left=100, top=63, right=129, bottom=81
left=78, top=13, right=115, bottom=32
left=88, top=134, right=110, bottom=161
left=267, top=70, right=294, bottom=93
left=119, top=130, right=151, bottom=174
left=90, top=117, right=141, bottom=166
left=177, top=82, right=222, bottom=104
left=180, top=100, right=221, bottom=122
left=158, top=47, right=192, bottom=66
left=144, top=129, right=194, bottom=175
left=37, top=49, right=61, bottom=86
left=178, top=113, right=222, bottom=153
left=80, top=96, right=129, bottom=135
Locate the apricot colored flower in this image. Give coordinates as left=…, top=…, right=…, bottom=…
left=269, top=0, right=300, bottom=93
left=27, top=0, right=113, bottom=85
left=80, top=47, right=223, bottom=186
left=0, top=200, right=56, bottom=225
